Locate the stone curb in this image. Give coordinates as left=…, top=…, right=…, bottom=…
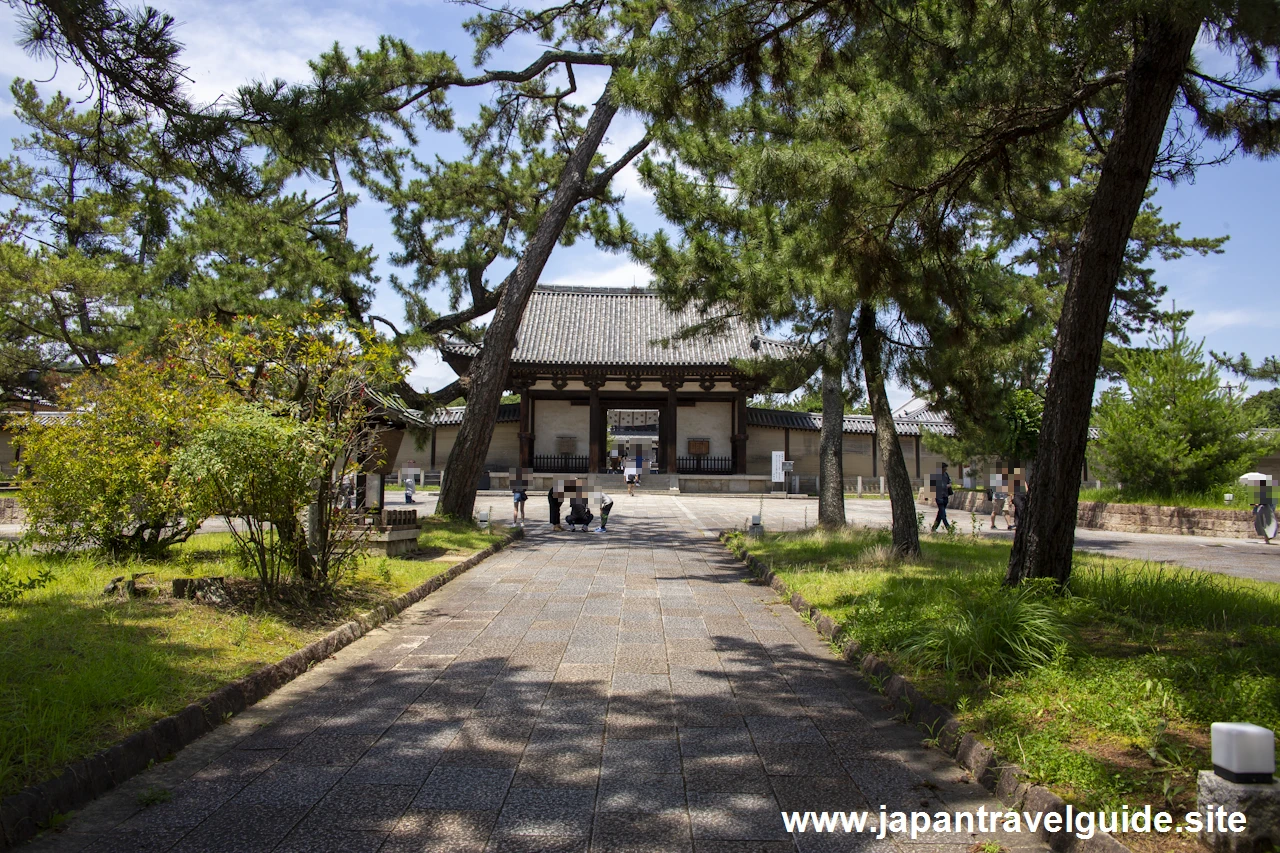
left=0, top=527, right=524, bottom=850
left=719, top=531, right=1132, bottom=853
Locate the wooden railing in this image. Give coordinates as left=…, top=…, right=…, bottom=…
left=533, top=454, right=589, bottom=473
left=677, top=456, right=733, bottom=474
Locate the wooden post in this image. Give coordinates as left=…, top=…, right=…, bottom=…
left=587, top=381, right=602, bottom=473
left=914, top=435, right=921, bottom=480
left=731, top=386, right=749, bottom=475
left=517, top=385, right=534, bottom=469
left=663, top=379, right=682, bottom=474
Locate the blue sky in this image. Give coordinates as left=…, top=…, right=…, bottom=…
left=1, top=0, right=1277, bottom=408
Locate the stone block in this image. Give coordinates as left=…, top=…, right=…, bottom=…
left=1198, top=770, right=1280, bottom=852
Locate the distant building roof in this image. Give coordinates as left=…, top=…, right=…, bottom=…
left=1, top=410, right=73, bottom=427
left=746, top=408, right=957, bottom=437
left=426, top=404, right=520, bottom=426
left=440, top=285, right=799, bottom=370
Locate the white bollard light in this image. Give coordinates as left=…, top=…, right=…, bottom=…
left=1212, top=722, right=1276, bottom=783
left=477, top=511, right=489, bottom=524
left=751, top=515, right=762, bottom=526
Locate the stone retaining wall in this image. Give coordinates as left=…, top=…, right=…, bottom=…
left=0, top=494, right=22, bottom=524
left=917, top=487, right=1258, bottom=539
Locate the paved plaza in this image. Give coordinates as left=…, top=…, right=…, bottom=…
left=34, top=497, right=1050, bottom=853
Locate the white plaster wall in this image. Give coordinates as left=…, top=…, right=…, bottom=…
left=745, top=426, right=784, bottom=475
left=390, top=428, right=434, bottom=471
left=533, top=399, right=590, bottom=456
left=675, top=401, right=732, bottom=458
left=486, top=422, right=520, bottom=470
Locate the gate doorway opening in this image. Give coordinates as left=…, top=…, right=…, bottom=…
left=607, top=408, right=658, bottom=474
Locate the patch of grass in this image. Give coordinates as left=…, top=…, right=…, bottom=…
left=729, top=526, right=1280, bottom=825
left=0, top=520, right=500, bottom=799
left=136, top=786, right=172, bottom=807
left=1078, top=485, right=1246, bottom=511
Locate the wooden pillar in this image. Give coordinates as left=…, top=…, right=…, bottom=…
left=872, top=434, right=878, bottom=478
left=731, top=391, right=748, bottom=474
left=517, top=386, right=534, bottom=470
left=662, top=379, right=682, bottom=474
left=914, top=435, right=921, bottom=480
left=587, top=382, right=602, bottom=473
left=430, top=428, right=437, bottom=470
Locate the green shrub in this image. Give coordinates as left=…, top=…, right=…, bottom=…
left=903, top=583, right=1068, bottom=677
left=16, top=353, right=223, bottom=556
left=173, top=404, right=323, bottom=594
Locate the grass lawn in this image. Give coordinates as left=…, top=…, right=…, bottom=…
left=0, top=516, right=499, bottom=800
left=1078, top=485, right=1247, bottom=511
left=727, top=526, right=1280, bottom=852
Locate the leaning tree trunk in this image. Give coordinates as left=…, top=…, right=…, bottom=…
left=817, top=306, right=853, bottom=528
left=858, top=304, right=919, bottom=557
left=436, top=73, right=622, bottom=519
left=1006, top=15, right=1199, bottom=587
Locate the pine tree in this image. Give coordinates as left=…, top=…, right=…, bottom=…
left=242, top=5, right=659, bottom=518
left=1090, top=319, right=1269, bottom=496
left=638, top=39, right=1047, bottom=553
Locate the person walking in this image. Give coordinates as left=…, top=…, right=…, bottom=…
left=404, top=475, right=416, bottom=504
left=627, top=452, right=643, bottom=496
left=989, top=468, right=1010, bottom=530
left=930, top=462, right=954, bottom=533
left=512, top=480, right=527, bottom=526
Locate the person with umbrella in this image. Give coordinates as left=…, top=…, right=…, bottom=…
left=1241, top=472, right=1277, bottom=544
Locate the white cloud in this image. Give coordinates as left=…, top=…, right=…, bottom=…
left=0, top=0, right=382, bottom=113
left=1190, top=309, right=1280, bottom=336
left=166, top=0, right=382, bottom=105
left=544, top=257, right=653, bottom=290
left=405, top=349, right=457, bottom=395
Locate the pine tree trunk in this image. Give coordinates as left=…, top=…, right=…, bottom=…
left=1006, top=15, right=1199, bottom=586
left=859, top=304, right=919, bottom=557
left=818, top=306, right=853, bottom=528
left=436, top=73, right=622, bottom=520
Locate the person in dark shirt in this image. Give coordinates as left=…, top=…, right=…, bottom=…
left=930, top=462, right=954, bottom=533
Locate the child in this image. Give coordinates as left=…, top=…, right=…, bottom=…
left=548, top=481, right=564, bottom=531
left=593, top=491, right=614, bottom=533
left=404, top=475, right=416, bottom=504
left=627, top=451, right=643, bottom=496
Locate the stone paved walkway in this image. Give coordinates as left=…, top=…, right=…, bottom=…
left=35, top=502, right=1048, bottom=853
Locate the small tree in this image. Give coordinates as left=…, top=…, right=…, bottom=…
left=173, top=315, right=402, bottom=589
left=925, top=389, right=1044, bottom=473
left=1090, top=322, right=1268, bottom=497
left=173, top=405, right=323, bottom=594
left=16, top=353, right=222, bottom=555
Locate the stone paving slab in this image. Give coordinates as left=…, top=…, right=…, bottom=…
left=28, top=500, right=1051, bottom=852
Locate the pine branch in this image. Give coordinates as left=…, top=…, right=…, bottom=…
left=393, top=49, right=616, bottom=112
left=581, top=132, right=653, bottom=200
